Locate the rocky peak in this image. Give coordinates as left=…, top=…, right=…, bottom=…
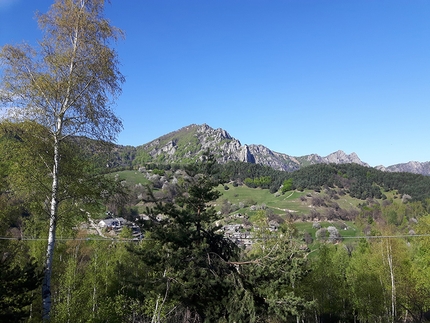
left=324, top=150, right=369, bottom=166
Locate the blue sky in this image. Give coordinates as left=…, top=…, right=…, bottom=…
left=1, top=0, right=430, bottom=167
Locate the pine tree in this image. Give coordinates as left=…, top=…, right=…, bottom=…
left=133, top=155, right=240, bottom=322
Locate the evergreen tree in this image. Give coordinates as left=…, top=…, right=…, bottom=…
left=0, top=252, right=40, bottom=322
left=233, top=224, right=312, bottom=322
left=132, top=155, right=240, bottom=322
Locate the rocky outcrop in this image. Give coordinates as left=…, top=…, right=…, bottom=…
left=239, top=145, right=255, bottom=163
left=323, top=151, right=369, bottom=167
left=382, top=161, right=430, bottom=176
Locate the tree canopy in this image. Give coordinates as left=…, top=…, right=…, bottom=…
left=0, top=0, right=124, bottom=319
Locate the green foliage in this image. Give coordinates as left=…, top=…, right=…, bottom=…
left=234, top=224, right=313, bottom=322
left=291, top=163, right=430, bottom=201
left=132, top=156, right=240, bottom=321
left=215, top=161, right=289, bottom=192
left=133, top=149, right=152, bottom=166
left=0, top=253, right=41, bottom=322
left=0, top=121, right=128, bottom=320
left=50, top=239, right=144, bottom=323
left=281, top=178, right=293, bottom=194
left=244, top=176, right=272, bottom=189
left=346, top=239, right=386, bottom=322
left=302, top=244, right=352, bottom=321
left=0, top=165, right=41, bottom=321
left=1, top=0, right=125, bottom=317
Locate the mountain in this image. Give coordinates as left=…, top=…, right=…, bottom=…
left=131, top=124, right=369, bottom=171
left=109, top=123, right=429, bottom=175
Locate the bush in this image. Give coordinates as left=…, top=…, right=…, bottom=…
left=327, top=226, right=341, bottom=243
left=303, top=231, right=313, bottom=244
left=243, top=198, right=256, bottom=207
left=315, top=228, right=328, bottom=240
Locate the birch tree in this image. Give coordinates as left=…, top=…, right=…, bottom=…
left=0, top=0, right=124, bottom=320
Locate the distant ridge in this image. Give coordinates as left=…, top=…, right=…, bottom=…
left=110, top=124, right=430, bottom=175
left=376, top=161, right=430, bottom=176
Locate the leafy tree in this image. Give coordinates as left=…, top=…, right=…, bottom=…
left=0, top=176, right=41, bottom=322
left=244, top=177, right=257, bottom=188
left=408, top=215, right=430, bottom=321
left=0, top=121, right=127, bottom=321
left=302, top=244, right=353, bottom=322
left=51, top=238, right=143, bottom=323
left=346, top=239, right=386, bottom=322
left=0, top=0, right=124, bottom=319
left=281, top=178, right=293, bottom=194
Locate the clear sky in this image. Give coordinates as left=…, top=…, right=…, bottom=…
left=1, top=0, right=430, bottom=167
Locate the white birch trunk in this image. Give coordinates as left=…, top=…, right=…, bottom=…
left=387, top=241, right=396, bottom=323
left=42, top=131, right=61, bottom=321
left=92, top=252, right=98, bottom=314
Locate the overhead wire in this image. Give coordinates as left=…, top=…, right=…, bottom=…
left=1, top=233, right=430, bottom=242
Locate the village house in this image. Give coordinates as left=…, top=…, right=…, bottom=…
left=98, top=217, right=126, bottom=229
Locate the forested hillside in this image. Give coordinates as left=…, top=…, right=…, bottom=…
left=207, top=161, right=430, bottom=201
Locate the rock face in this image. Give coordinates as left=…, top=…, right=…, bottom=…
left=324, top=151, right=369, bottom=166
left=381, top=161, right=430, bottom=176
left=136, top=124, right=370, bottom=171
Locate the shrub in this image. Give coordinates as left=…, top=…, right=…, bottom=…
left=315, top=228, right=328, bottom=240
left=327, top=226, right=341, bottom=242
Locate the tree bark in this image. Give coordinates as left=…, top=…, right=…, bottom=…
left=42, top=133, right=61, bottom=321
left=386, top=240, right=396, bottom=323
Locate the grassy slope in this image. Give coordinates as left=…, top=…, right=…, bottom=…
left=107, top=170, right=150, bottom=186
left=214, top=184, right=404, bottom=241
left=216, top=184, right=365, bottom=217
left=217, top=184, right=312, bottom=215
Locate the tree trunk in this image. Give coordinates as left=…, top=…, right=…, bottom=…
left=42, top=134, right=61, bottom=321
left=387, top=240, right=396, bottom=323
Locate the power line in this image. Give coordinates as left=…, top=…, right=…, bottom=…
left=0, top=236, right=140, bottom=242
left=1, top=233, right=430, bottom=242
left=342, top=234, right=430, bottom=239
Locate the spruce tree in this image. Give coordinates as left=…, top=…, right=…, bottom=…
left=133, top=155, right=240, bottom=322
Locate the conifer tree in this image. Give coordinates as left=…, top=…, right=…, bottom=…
left=232, top=223, right=312, bottom=322
left=134, top=155, right=240, bottom=322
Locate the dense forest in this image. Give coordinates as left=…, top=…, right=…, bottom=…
left=203, top=160, right=430, bottom=203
